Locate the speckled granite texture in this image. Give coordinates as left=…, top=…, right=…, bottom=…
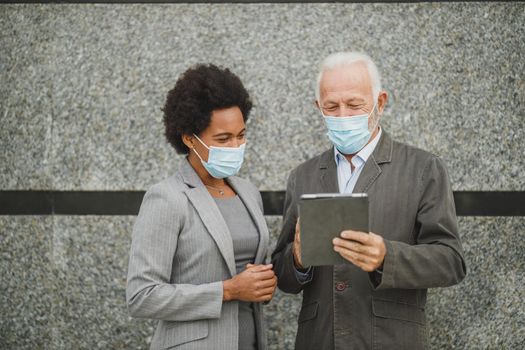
left=1, top=216, right=524, bottom=349
left=1, top=3, right=524, bottom=350
left=1, top=3, right=524, bottom=191
left=0, top=216, right=156, bottom=349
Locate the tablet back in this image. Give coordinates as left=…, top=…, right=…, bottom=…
left=299, top=194, right=369, bottom=267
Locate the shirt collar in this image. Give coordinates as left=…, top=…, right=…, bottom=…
left=334, top=127, right=383, bottom=166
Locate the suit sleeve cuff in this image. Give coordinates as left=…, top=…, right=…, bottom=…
left=294, top=265, right=313, bottom=283
left=286, top=244, right=314, bottom=285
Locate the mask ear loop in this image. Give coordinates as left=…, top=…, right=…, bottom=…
left=368, top=102, right=381, bottom=132
left=192, top=134, right=210, bottom=150
left=191, top=146, right=206, bottom=163
left=191, top=134, right=208, bottom=163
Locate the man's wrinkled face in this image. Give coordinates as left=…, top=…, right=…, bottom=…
left=318, top=62, right=376, bottom=118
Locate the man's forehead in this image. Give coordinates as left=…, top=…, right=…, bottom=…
left=321, top=63, right=370, bottom=86
left=319, top=62, right=372, bottom=99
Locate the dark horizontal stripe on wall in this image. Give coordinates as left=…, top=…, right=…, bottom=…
left=453, top=191, right=525, bottom=216
left=0, top=191, right=146, bottom=216
left=1, top=190, right=524, bottom=216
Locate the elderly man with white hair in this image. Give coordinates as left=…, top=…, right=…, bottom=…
left=272, top=52, right=466, bottom=350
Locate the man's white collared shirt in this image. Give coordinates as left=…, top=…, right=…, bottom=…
left=334, top=128, right=383, bottom=194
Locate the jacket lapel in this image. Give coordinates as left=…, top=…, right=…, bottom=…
left=353, top=130, right=393, bottom=193
left=319, top=147, right=340, bottom=193
left=180, top=160, right=237, bottom=277
left=227, top=177, right=269, bottom=265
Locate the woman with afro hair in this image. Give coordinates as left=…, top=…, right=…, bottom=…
left=126, top=64, right=275, bottom=350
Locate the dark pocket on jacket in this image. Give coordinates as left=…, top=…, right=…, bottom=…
left=296, top=301, right=327, bottom=350
left=372, top=298, right=425, bottom=324
left=298, top=301, right=318, bottom=323
left=372, top=298, right=428, bottom=350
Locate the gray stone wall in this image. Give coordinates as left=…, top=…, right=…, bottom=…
left=1, top=3, right=524, bottom=349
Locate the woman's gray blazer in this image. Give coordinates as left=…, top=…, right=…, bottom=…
left=126, top=159, right=269, bottom=350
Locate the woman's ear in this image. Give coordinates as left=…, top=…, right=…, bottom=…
left=182, top=134, right=194, bottom=150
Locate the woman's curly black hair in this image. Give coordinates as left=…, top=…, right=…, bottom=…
left=163, top=64, right=253, bottom=154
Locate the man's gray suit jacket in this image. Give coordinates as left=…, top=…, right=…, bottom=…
left=272, top=131, right=467, bottom=350
left=127, top=160, right=269, bottom=350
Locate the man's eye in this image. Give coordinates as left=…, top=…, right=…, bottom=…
left=325, top=106, right=338, bottom=111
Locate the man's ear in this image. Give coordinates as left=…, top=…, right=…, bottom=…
left=314, top=100, right=320, bottom=110
left=377, top=91, right=388, bottom=115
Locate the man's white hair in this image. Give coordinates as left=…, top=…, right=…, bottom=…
left=315, top=52, right=382, bottom=102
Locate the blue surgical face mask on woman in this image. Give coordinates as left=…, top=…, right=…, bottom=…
left=192, top=134, right=246, bottom=179
left=322, top=103, right=379, bottom=155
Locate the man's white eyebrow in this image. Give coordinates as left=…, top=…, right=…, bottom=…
left=324, top=97, right=366, bottom=104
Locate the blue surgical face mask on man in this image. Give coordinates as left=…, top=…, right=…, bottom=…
left=192, top=134, right=246, bottom=179
left=322, top=103, right=379, bottom=155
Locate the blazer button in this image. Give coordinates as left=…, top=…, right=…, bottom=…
left=335, top=281, right=347, bottom=292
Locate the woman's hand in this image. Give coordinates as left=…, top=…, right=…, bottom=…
left=223, top=264, right=277, bottom=302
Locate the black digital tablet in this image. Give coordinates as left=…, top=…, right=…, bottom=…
left=299, top=193, right=369, bottom=267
